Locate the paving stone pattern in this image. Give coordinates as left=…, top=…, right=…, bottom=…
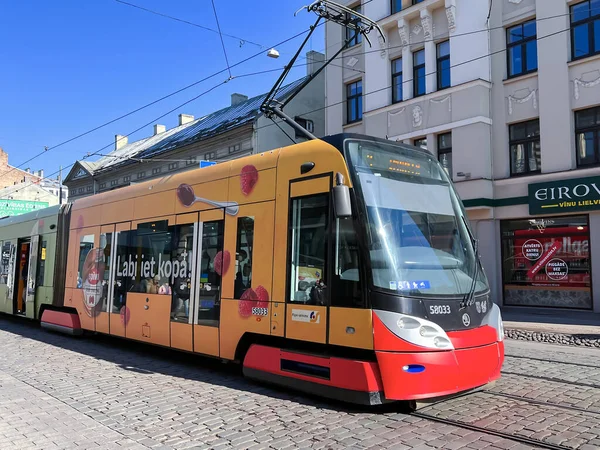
left=0, top=318, right=597, bottom=449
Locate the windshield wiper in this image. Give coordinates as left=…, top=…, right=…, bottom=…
left=459, top=216, right=480, bottom=310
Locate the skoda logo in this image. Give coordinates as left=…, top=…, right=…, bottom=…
left=462, top=313, right=471, bottom=327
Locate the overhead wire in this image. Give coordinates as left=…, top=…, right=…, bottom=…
left=210, top=0, right=233, bottom=79
left=1, top=2, right=585, bottom=198
left=114, top=0, right=263, bottom=48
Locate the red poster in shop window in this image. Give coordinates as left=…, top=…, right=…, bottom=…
left=527, top=241, right=562, bottom=279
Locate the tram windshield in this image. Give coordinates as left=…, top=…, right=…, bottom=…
left=346, top=139, right=489, bottom=297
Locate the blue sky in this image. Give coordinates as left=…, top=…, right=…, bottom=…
left=0, top=0, right=325, bottom=180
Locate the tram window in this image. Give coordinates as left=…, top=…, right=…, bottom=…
left=234, top=217, right=255, bottom=299
left=332, top=217, right=364, bottom=308
left=0, top=241, right=10, bottom=285
left=98, top=233, right=112, bottom=313
left=113, top=230, right=136, bottom=312
left=288, top=194, right=329, bottom=305
left=36, top=240, right=47, bottom=287
left=170, top=224, right=194, bottom=323
left=197, top=221, right=224, bottom=326
left=77, top=235, right=94, bottom=289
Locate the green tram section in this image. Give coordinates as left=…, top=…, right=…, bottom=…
left=0, top=204, right=69, bottom=319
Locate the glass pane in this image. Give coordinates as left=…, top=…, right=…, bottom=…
left=332, top=217, right=363, bottom=308
left=438, top=133, right=452, bottom=149
left=577, top=131, right=595, bottom=165
left=523, top=20, right=536, bottom=38
left=392, top=74, right=403, bottom=103
left=508, top=24, right=524, bottom=44
left=437, top=41, right=450, bottom=58
left=527, top=141, right=541, bottom=172
left=572, top=2, right=590, bottom=23
left=439, top=58, right=451, bottom=88
left=414, top=49, right=425, bottom=66
left=0, top=242, right=10, bottom=285
left=439, top=152, right=452, bottom=177
left=357, top=94, right=363, bottom=120
left=170, top=225, right=194, bottom=322
left=526, top=120, right=540, bottom=137
left=348, top=98, right=357, bottom=122
left=526, top=40, right=538, bottom=71
left=509, top=123, right=527, bottom=141
left=573, top=24, right=590, bottom=58
left=576, top=108, right=596, bottom=128
left=98, top=233, right=112, bottom=313
left=508, top=45, right=523, bottom=76
left=113, top=231, right=134, bottom=312
left=289, top=195, right=329, bottom=305
left=511, top=144, right=526, bottom=174
left=502, top=216, right=591, bottom=308
left=392, top=0, right=402, bottom=14
left=392, top=58, right=402, bottom=74
left=415, top=66, right=426, bottom=95
left=414, top=138, right=427, bottom=149
left=593, top=0, right=600, bottom=17
left=348, top=82, right=357, bottom=97
left=594, top=19, right=600, bottom=52
left=197, top=221, right=224, bottom=326
left=77, top=235, right=94, bottom=289
left=234, top=217, right=254, bottom=299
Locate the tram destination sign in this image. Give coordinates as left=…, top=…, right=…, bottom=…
left=0, top=199, right=49, bottom=218
left=529, top=176, right=600, bottom=215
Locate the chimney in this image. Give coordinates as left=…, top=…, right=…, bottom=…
left=231, top=93, right=248, bottom=106
left=178, top=114, right=194, bottom=126
left=306, top=50, right=325, bottom=76
left=153, top=124, right=166, bottom=135
left=115, top=135, right=128, bottom=151
left=38, top=169, right=44, bottom=178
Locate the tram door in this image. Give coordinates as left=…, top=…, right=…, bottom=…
left=14, top=240, right=30, bottom=315
left=285, top=176, right=332, bottom=344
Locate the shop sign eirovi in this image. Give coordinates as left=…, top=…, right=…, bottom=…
left=529, top=175, right=600, bottom=215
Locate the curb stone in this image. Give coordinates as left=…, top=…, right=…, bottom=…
left=505, top=328, right=600, bottom=348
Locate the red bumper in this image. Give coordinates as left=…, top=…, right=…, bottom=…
left=376, top=341, right=504, bottom=400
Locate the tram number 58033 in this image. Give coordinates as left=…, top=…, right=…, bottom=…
left=429, top=305, right=451, bottom=315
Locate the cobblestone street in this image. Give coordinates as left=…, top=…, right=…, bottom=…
left=0, top=316, right=599, bottom=449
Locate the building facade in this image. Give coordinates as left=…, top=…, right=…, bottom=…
left=325, top=0, right=600, bottom=315
left=65, top=51, right=325, bottom=201
left=0, top=148, right=67, bottom=217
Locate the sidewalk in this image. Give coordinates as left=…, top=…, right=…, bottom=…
left=501, top=306, right=600, bottom=347
left=502, top=307, right=600, bottom=335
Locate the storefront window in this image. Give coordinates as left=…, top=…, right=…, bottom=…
left=501, top=216, right=592, bottom=309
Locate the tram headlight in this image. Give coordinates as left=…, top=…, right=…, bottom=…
left=396, top=317, right=420, bottom=329
left=433, top=336, right=451, bottom=348
left=419, top=326, right=438, bottom=337
left=375, top=310, right=454, bottom=351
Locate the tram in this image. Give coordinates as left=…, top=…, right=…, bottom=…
left=0, top=133, right=504, bottom=405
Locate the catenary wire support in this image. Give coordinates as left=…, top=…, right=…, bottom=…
left=260, top=0, right=384, bottom=141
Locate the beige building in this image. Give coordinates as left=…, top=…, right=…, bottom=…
left=325, top=0, right=600, bottom=316
left=65, top=52, right=325, bottom=201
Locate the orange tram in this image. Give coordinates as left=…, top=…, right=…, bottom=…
left=0, top=134, right=504, bottom=406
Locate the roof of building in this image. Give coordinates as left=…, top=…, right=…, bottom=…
left=69, top=76, right=307, bottom=179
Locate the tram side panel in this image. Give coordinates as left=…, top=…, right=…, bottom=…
left=0, top=206, right=64, bottom=320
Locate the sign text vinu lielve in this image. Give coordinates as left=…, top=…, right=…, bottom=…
left=528, top=176, right=600, bottom=215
